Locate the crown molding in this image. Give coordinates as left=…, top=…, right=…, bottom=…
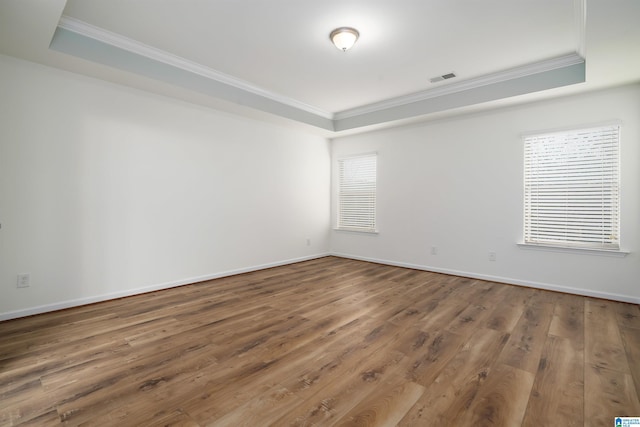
left=57, top=16, right=334, bottom=120
left=333, top=52, right=585, bottom=120
left=55, top=16, right=585, bottom=133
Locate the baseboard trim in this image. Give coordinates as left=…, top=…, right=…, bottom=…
left=0, top=253, right=331, bottom=322
left=3, top=251, right=636, bottom=321
left=330, top=252, right=640, bottom=304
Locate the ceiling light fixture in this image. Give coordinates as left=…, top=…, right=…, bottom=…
left=330, top=27, right=359, bottom=52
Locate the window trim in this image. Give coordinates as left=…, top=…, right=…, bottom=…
left=516, top=243, right=628, bottom=257
left=336, top=152, right=378, bottom=234
left=521, top=123, right=624, bottom=254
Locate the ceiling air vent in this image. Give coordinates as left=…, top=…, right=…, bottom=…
left=430, top=72, right=457, bottom=83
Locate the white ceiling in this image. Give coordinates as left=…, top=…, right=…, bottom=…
left=60, top=0, right=579, bottom=113
left=0, top=0, right=639, bottom=135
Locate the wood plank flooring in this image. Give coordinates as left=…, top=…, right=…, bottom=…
left=1, top=256, right=639, bottom=426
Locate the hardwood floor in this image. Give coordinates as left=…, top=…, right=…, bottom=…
left=1, top=256, right=639, bottom=426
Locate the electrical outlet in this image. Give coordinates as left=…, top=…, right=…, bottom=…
left=488, top=252, right=497, bottom=262
left=431, top=246, right=438, bottom=255
left=306, top=238, right=311, bottom=246
left=17, top=273, right=30, bottom=288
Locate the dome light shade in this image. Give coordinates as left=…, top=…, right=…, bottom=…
left=330, top=27, right=359, bottom=51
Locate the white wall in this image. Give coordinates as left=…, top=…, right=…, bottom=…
left=0, top=54, right=331, bottom=320
left=331, top=84, right=640, bottom=303
left=1, top=53, right=637, bottom=321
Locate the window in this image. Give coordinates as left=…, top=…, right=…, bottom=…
left=523, top=124, right=620, bottom=250
left=337, top=153, right=377, bottom=232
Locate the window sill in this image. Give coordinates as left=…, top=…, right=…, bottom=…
left=517, top=243, right=629, bottom=257
left=334, top=227, right=379, bottom=235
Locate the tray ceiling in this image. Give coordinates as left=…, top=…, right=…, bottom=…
left=1, top=0, right=638, bottom=134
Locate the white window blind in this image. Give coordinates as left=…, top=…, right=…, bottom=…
left=338, top=153, right=377, bottom=232
left=524, top=125, right=620, bottom=250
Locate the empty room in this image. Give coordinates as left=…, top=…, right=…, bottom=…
left=1, top=0, right=639, bottom=426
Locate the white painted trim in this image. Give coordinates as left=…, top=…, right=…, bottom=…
left=333, top=228, right=379, bottom=234
left=57, top=16, right=334, bottom=120
left=334, top=53, right=585, bottom=120
left=57, top=16, right=585, bottom=129
left=520, top=120, right=622, bottom=139
left=330, top=252, right=640, bottom=304
left=517, top=243, right=628, bottom=258
left=3, top=251, right=636, bottom=321
left=0, top=253, right=330, bottom=322
left=574, top=0, right=587, bottom=58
